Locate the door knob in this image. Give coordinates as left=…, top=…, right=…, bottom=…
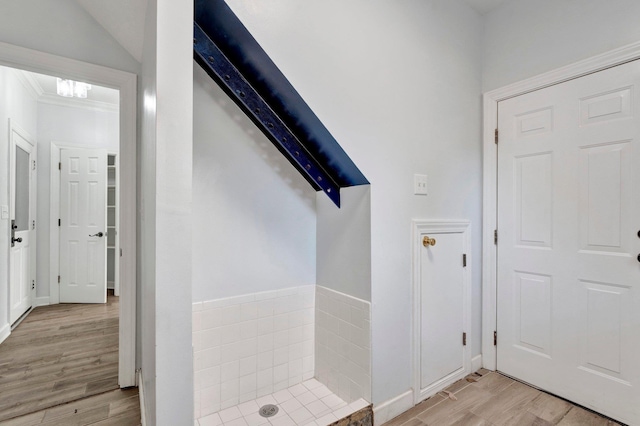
left=89, top=232, right=104, bottom=237
left=11, top=237, right=22, bottom=244
left=423, top=236, right=436, bottom=247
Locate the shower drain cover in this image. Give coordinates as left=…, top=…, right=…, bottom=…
left=259, top=404, right=279, bottom=418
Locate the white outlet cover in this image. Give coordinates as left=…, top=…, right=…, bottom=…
left=414, top=174, right=428, bottom=195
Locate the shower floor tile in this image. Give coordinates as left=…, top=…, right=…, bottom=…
left=197, top=379, right=369, bottom=426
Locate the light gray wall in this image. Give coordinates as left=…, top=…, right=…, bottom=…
left=192, top=64, right=316, bottom=302
left=226, top=0, right=483, bottom=405
left=138, top=0, right=194, bottom=424
left=0, top=67, right=38, bottom=337
left=36, top=102, right=119, bottom=300
left=0, top=0, right=139, bottom=74
left=482, top=0, right=640, bottom=92
left=317, top=185, right=371, bottom=302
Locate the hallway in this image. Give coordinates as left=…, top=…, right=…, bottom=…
left=0, top=295, right=138, bottom=424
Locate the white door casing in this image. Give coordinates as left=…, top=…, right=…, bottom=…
left=59, top=148, right=107, bottom=304
left=413, top=220, right=471, bottom=404
left=496, top=60, right=640, bottom=424
left=8, top=120, right=36, bottom=324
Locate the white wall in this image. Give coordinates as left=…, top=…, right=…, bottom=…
left=316, top=185, right=371, bottom=302
left=225, top=0, right=483, bottom=406
left=482, top=0, right=640, bottom=92
left=0, top=0, right=139, bottom=74
left=0, top=67, right=38, bottom=338
left=192, top=65, right=316, bottom=302
left=139, top=0, right=194, bottom=424
left=36, top=102, right=119, bottom=300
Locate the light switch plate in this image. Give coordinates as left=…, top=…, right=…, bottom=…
left=414, top=174, right=428, bottom=195
left=1, top=205, right=8, bottom=219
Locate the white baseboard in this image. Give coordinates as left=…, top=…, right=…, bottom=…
left=138, top=370, right=147, bottom=426
left=472, top=354, right=483, bottom=372
left=0, top=323, right=10, bottom=345
left=35, top=297, right=50, bottom=307
left=373, top=389, right=414, bottom=426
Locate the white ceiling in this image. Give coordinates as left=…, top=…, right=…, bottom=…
left=463, top=0, right=509, bottom=15
left=75, top=0, right=148, bottom=62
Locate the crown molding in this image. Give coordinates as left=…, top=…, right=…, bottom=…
left=10, top=68, right=44, bottom=100
left=38, top=92, right=118, bottom=113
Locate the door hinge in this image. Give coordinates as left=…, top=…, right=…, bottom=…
left=58, top=275, right=61, bottom=284
left=494, top=128, right=499, bottom=144
left=463, top=253, right=467, bottom=267
left=31, top=280, right=35, bottom=290
left=120, top=248, right=123, bottom=257
left=58, top=218, right=61, bottom=227
left=59, top=162, right=61, bottom=170
left=32, top=160, right=36, bottom=170
left=463, top=332, right=467, bottom=346
left=32, top=220, right=35, bottom=230
left=494, top=331, right=497, bottom=346
left=494, top=229, right=498, bottom=245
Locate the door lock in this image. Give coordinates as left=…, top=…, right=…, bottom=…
left=11, top=237, right=22, bottom=244
left=89, top=232, right=104, bottom=237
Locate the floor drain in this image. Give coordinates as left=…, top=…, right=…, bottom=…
left=259, top=404, right=279, bottom=418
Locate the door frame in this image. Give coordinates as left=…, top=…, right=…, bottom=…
left=412, top=219, right=471, bottom=404
left=8, top=119, right=37, bottom=325
left=482, top=40, right=640, bottom=371
left=0, top=41, right=137, bottom=387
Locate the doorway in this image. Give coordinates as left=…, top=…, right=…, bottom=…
left=489, top=59, right=640, bottom=425
left=0, top=42, right=136, bottom=388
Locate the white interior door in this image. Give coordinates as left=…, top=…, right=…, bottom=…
left=497, top=60, right=640, bottom=424
left=9, top=121, right=36, bottom=325
left=59, top=148, right=107, bottom=304
left=414, top=221, right=470, bottom=402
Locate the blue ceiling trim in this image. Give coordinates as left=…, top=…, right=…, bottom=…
left=194, top=0, right=369, bottom=207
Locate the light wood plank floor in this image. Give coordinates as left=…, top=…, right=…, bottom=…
left=383, top=370, right=623, bottom=426
left=0, top=295, right=132, bottom=423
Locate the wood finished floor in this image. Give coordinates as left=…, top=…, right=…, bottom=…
left=383, top=370, right=623, bottom=426
left=0, top=295, right=139, bottom=424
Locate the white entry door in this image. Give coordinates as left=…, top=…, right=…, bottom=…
left=59, top=148, right=107, bottom=303
left=497, top=60, right=640, bottom=424
left=9, top=121, right=36, bottom=324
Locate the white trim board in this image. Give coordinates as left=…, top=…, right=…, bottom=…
left=138, top=369, right=147, bottom=426
left=481, top=40, right=640, bottom=371
left=0, top=323, right=9, bottom=345
left=0, top=41, right=138, bottom=388
left=411, top=219, right=471, bottom=405
left=34, top=297, right=49, bottom=307
left=373, top=389, right=414, bottom=426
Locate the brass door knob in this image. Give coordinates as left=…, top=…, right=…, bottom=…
left=423, top=236, right=436, bottom=247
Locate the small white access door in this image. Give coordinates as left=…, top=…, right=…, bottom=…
left=497, top=60, right=640, bottom=424
left=59, top=148, right=108, bottom=304
left=413, top=220, right=471, bottom=403
left=9, top=121, right=37, bottom=324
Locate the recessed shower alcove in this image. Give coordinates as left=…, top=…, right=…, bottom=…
left=192, top=1, right=372, bottom=425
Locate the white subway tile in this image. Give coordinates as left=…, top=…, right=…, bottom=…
left=273, top=363, right=288, bottom=384
left=257, top=299, right=274, bottom=318
left=273, top=347, right=288, bottom=366
left=219, top=405, right=242, bottom=423
left=273, top=388, right=294, bottom=404
left=193, top=301, right=203, bottom=312
left=288, top=358, right=302, bottom=378
left=239, top=355, right=257, bottom=376
left=256, top=384, right=273, bottom=398
left=273, top=330, right=289, bottom=348
left=202, top=347, right=221, bottom=369
left=289, top=326, right=303, bottom=344
left=220, top=324, right=240, bottom=345
left=257, top=335, right=273, bottom=353
left=201, top=366, right=221, bottom=389
left=280, top=396, right=302, bottom=414
left=202, top=328, right=222, bottom=349
left=202, top=309, right=222, bottom=330
left=221, top=305, right=241, bottom=326
left=288, top=343, right=303, bottom=361
left=244, top=412, right=269, bottom=426
left=302, top=356, right=314, bottom=375
left=289, top=406, right=314, bottom=425
left=256, top=351, right=273, bottom=370
left=220, top=360, right=240, bottom=383
left=256, top=394, right=277, bottom=407
left=221, top=343, right=241, bottom=364
left=240, top=302, right=259, bottom=321
left=238, top=338, right=257, bottom=359
left=239, top=373, right=257, bottom=395
left=273, top=314, right=288, bottom=332
left=240, top=321, right=258, bottom=340
left=257, top=368, right=273, bottom=389
left=257, top=317, right=273, bottom=335
left=295, top=390, right=317, bottom=406
left=316, top=412, right=337, bottom=426
left=221, top=380, right=240, bottom=404
left=306, top=399, right=330, bottom=417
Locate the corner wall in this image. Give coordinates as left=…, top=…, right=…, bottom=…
left=482, top=0, right=640, bottom=92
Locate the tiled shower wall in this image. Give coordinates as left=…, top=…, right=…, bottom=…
left=315, top=286, right=371, bottom=403
left=192, top=286, right=315, bottom=419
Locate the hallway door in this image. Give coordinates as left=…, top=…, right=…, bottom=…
left=496, top=60, right=640, bottom=424
left=9, top=121, right=36, bottom=324
left=59, top=148, right=107, bottom=303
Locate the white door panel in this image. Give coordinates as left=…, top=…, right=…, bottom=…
left=9, top=122, right=36, bottom=325
left=497, top=60, right=640, bottom=425
left=59, top=148, right=107, bottom=303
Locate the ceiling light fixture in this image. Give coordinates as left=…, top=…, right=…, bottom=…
left=56, top=78, right=92, bottom=99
